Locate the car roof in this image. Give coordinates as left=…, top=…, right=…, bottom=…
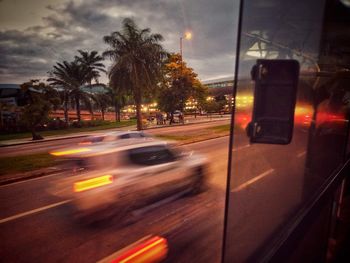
left=82, top=130, right=145, bottom=139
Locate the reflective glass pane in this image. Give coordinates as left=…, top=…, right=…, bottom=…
left=224, top=0, right=350, bottom=261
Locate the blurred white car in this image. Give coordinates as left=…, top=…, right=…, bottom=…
left=78, top=131, right=151, bottom=145
left=50, top=139, right=208, bottom=222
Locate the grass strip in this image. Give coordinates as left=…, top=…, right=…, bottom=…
left=208, top=124, right=231, bottom=132
left=0, top=153, right=56, bottom=175
left=154, top=134, right=193, bottom=141
left=154, top=124, right=231, bottom=143
left=0, top=120, right=136, bottom=141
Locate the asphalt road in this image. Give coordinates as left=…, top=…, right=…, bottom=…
left=0, top=124, right=310, bottom=262
left=0, top=135, right=231, bottom=262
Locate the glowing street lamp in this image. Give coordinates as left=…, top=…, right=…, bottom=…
left=184, top=31, right=192, bottom=40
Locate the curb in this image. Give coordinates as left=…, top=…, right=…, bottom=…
left=0, top=134, right=90, bottom=148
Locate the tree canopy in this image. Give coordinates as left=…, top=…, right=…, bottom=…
left=48, top=59, right=97, bottom=122
left=157, top=53, right=207, bottom=114
left=75, top=50, right=106, bottom=86
left=20, top=80, right=60, bottom=140
left=103, top=18, right=167, bottom=130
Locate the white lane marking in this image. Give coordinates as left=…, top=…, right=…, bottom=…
left=297, top=151, right=306, bottom=158
left=0, top=171, right=65, bottom=188
left=0, top=200, right=71, bottom=224
left=232, top=144, right=250, bottom=152
left=231, top=168, right=275, bottom=193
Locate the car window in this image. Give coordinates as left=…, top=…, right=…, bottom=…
left=120, top=134, right=130, bottom=139
left=120, top=133, right=146, bottom=139
left=128, top=145, right=177, bottom=166
left=129, top=133, right=145, bottom=138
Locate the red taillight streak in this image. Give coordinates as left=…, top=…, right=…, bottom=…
left=111, top=236, right=167, bottom=263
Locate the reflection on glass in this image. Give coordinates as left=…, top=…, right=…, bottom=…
left=224, top=0, right=350, bottom=262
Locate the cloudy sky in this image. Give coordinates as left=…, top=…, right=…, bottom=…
left=0, top=0, right=239, bottom=84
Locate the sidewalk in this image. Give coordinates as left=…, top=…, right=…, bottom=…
left=0, top=115, right=230, bottom=147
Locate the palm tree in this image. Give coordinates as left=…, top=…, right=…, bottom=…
left=103, top=18, right=167, bottom=130
left=106, top=66, right=131, bottom=122
left=75, top=50, right=106, bottom=87
left=93, top=91, right=113, bottom=120
left=99, top=86, right=128, bottom=122
left=48, top=61, right=90, bottom=122
left=114, top=92, right=130, bottom=123
left=20, top=80, right=60, bottom=140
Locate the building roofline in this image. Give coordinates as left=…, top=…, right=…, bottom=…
left=202, top=76, right=234, bottom=84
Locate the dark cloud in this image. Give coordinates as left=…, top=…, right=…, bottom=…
left=0, top=0, right=239, bottom=83
left=42, top=15, right=67, bottom=29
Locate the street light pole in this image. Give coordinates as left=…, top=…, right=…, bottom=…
left=180, top=31, right=191, bottom=73
left=180, top=36, right=183, bottom=73
left=180, top=36, right=183, bottom=60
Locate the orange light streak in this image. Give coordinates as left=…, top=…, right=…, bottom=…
left=50, top=148, right=91, bottom=156
left=74, top=175, right=113, bottom=193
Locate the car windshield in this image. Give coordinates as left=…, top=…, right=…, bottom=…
left=128, top=145, right=177, bottom=166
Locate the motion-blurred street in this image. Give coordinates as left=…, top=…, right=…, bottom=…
left=0, top=117, right=310, bottom=262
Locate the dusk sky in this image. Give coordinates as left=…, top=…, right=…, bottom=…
left=0, top=0, right=239, bottom=84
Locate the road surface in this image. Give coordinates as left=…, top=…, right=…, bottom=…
left=0, top=125, right=310, bottom=262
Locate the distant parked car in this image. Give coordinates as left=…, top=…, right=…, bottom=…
left=171, top=110, right=184, bottom=124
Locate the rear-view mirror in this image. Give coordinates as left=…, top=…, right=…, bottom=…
left=246, top=59, right=299, bottom=144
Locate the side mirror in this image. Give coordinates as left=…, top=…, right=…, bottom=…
left=246, top=59, right=299, bottom=144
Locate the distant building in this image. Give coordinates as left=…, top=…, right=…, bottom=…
left=202, top=76, right=234, bottom=97
left=0, top=84, right=22, bottom=130
left=0, top=84, right=22, bottom=106
left=200, top=77, right=254, bottom=113
left=202, top=76, right=252, bottom=95
left=80, top=84, right=110, bottom=94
